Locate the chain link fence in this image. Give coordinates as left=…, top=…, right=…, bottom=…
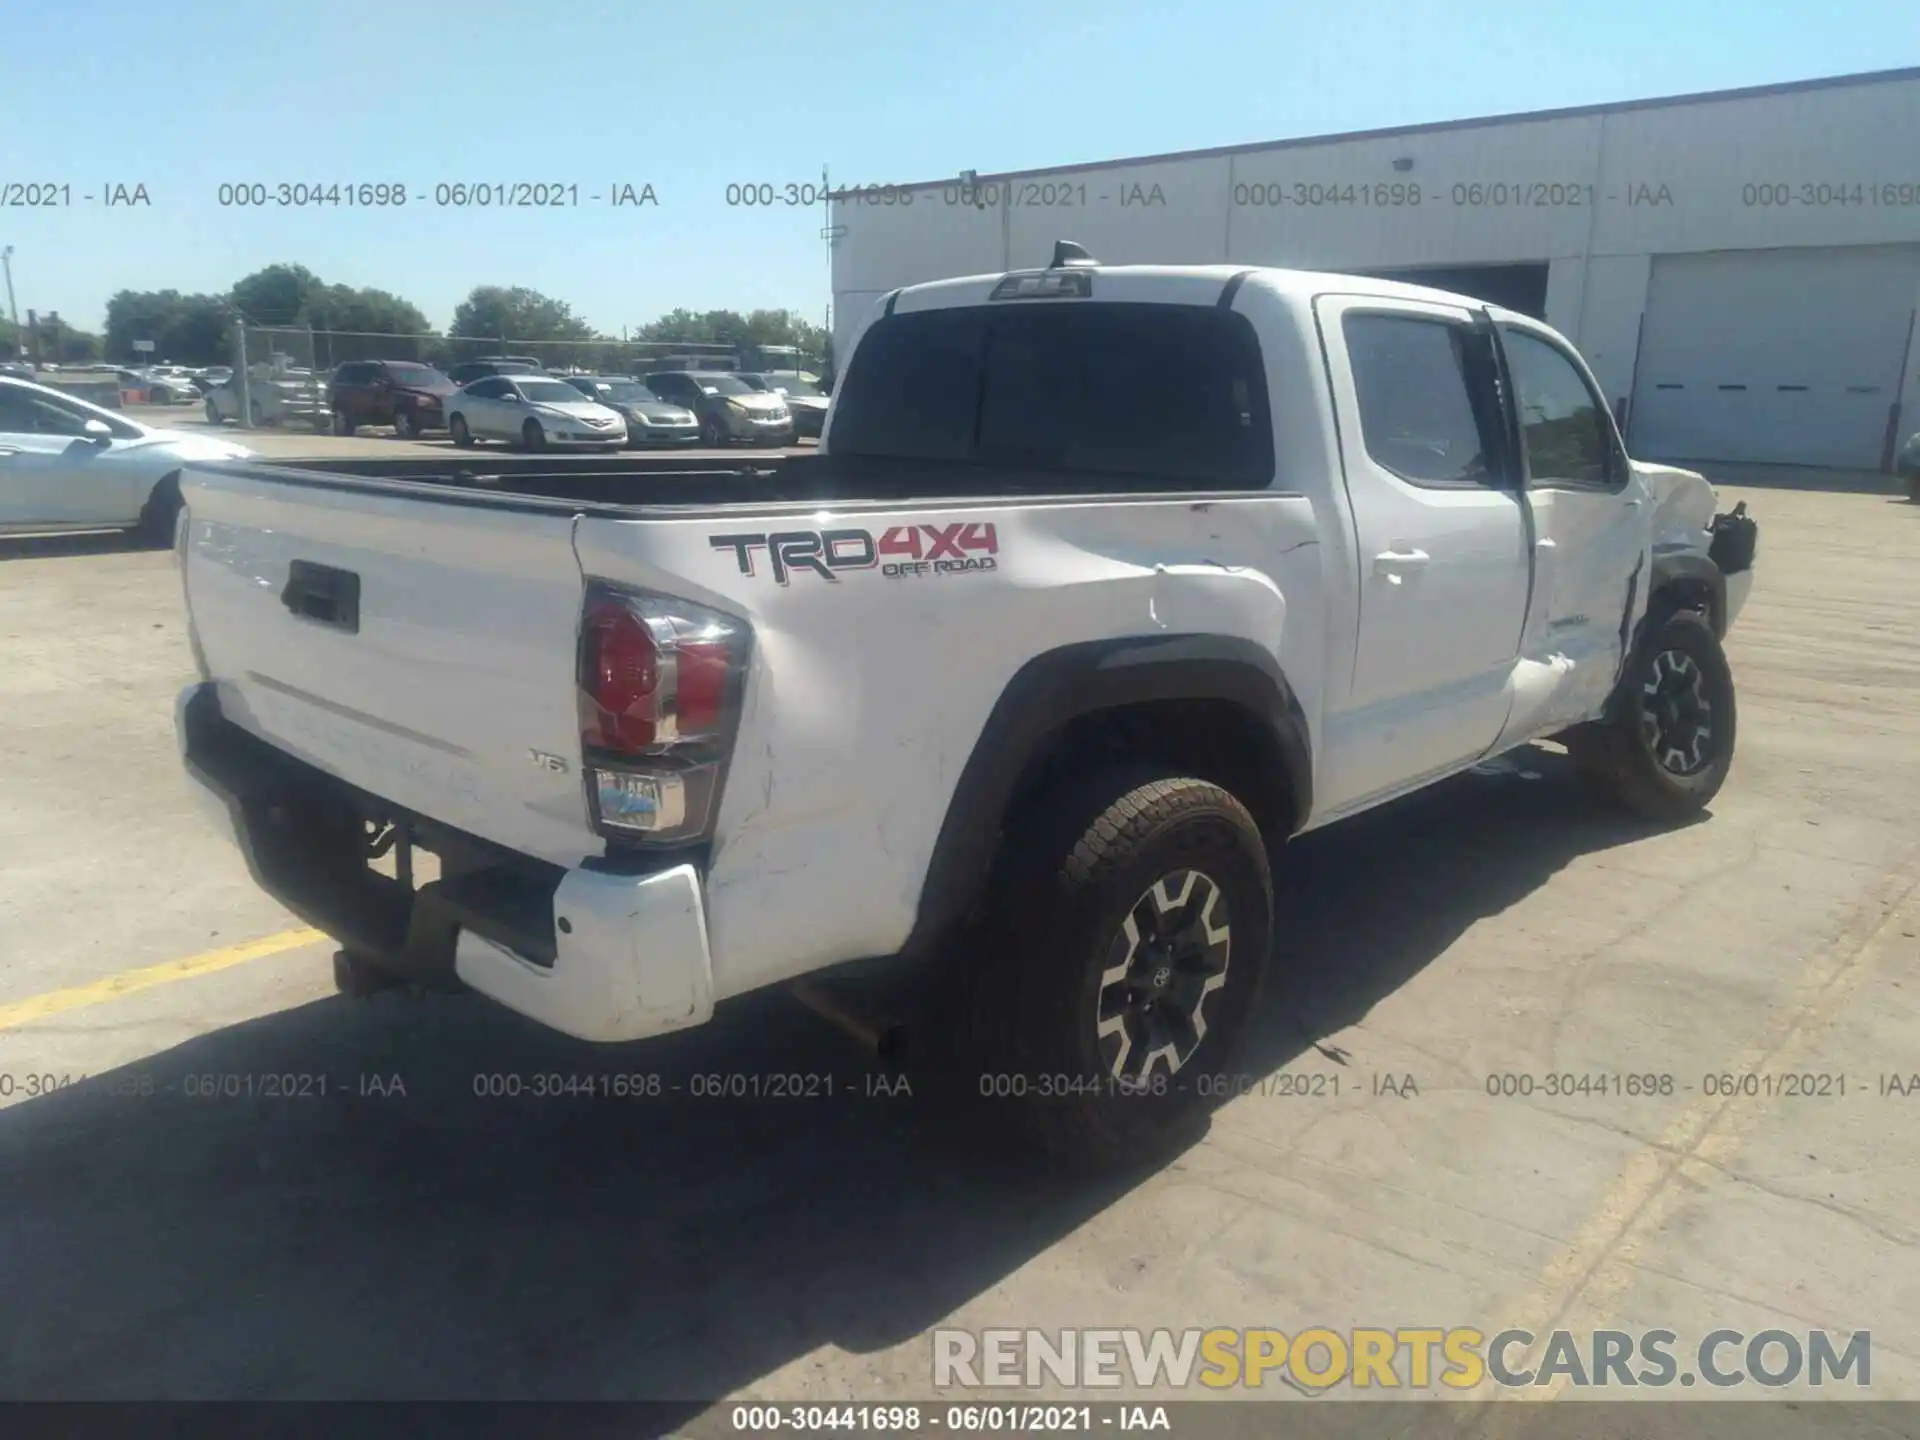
left=231, top=325, right=328, bottom=431
left=227, top=325, right=775, bottom=430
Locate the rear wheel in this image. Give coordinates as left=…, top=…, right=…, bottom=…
left=1571, top=608, right=1736, bottom=821
left=521, top=418, right=547, bottom=451
left=203, top=398, right=220, bottom=425
left=332, top=410, right=355, bottom=436
left=247, top=399, right=266, bottom=427
left=938, top=770, right=1273, bottom=1171
left=449, top=414, right=474, bottom=447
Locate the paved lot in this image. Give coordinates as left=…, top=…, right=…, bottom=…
left=0, top=466, right=1915, bottom=1426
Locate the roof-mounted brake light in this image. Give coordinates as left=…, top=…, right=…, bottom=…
left=990, top=269, right=1094, bottom=301
left=990, top=239, right=1098, bottom=300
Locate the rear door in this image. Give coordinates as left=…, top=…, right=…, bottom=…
left=463, top=377, right=513, bottom=438
left=181, top=464, right=599, bottom=866
left=331, top=362, right=376, bottom=423
left=1314, top=296, right=1532, bottom=810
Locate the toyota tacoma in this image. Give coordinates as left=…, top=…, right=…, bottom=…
left=173, top=246, right=1759, bottom=1166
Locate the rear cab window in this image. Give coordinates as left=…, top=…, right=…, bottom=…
left=830, top=301, right=1274, bottom=488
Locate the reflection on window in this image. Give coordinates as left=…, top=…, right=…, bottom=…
left=1343, top=315, right=1491, bottom=486
left=1502, top=330, right=1609, bottom=486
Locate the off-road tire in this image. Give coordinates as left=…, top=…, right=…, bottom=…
left=1570, top=607, right=1736, bottom=821
left=943, top=769, right=1273, bottom=1171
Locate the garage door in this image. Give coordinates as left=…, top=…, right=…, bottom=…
left=1629, top=246, right=1920, bottom=469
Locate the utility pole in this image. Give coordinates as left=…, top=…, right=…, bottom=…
left=1, top=246, right=20, bottom=358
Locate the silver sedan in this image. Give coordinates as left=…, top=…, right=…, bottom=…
left=445, top=375, right=628, bottom=450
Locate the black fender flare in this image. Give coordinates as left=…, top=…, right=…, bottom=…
left=1599, top=549, right=1727, bottom=725
left=1648, top=549, right=1727, bottom=638
left=902, top=633, right=1312, bottom=958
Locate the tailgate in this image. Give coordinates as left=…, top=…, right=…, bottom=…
left=181, top=464, right=597, bottom=866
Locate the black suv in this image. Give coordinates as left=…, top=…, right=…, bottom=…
left=444, top=357, right=545, bottom=386
left=328, top=360, right=456, bottom=437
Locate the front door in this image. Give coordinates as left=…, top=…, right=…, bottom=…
left=0, top=385, right=136, bottom=529
left=1315, top=295, right=1533, bottom=813
left=1496, top=319, right=1651, bottom=740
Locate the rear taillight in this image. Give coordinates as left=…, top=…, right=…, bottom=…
left=577, top=584, right=750, bottom=845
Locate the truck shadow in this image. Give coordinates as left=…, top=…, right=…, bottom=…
left=1242, top=747, right=1682, bottom=1075
left=0, top=530, right=145, bottom=561
left=0, top=749, right=1675, bottom=1413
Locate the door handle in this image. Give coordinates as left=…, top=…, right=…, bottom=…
left=282, top=559, right=361, bottom=633
left=1373, top=548, right=1430, bottom=585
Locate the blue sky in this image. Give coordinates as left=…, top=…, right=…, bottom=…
left=5, top=0, right=1912, bottom=337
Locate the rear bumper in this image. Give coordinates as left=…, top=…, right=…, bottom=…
left=176, top=683, right=715, bottom=1044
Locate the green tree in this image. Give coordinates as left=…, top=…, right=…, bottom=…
left=103, top=290, right=234, bottom=365
left=450, top=285, right=599, bottom=364
left=631, top=307, right=828, bottom=368
left=166, top=294, right=237, bottom=365
left=306, top=284, right=433, bottom=363
left=57, top=328, right=102, bottom=363
left=230, top=263, right=325, bottom=326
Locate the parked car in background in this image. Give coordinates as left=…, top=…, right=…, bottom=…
left=142, top=366, right=200, bottom=403
left=444, top=356, right=545, bottom=386
left=561, top=375, right=701, bottom=446
left=328, top=360, right=456, bottom=438
left=445, top=373, right=627, bottom=450
left=738, top=371, right=828, bottom=439
left=202, top=362, right=331, bottom=430
left=190, top=366, right=232, bottom=395
left=0, top=373, right=252, bottom=541
left=1898, top=431, right=1919, bottom=500
left=644, top=369, right=792, bottom=446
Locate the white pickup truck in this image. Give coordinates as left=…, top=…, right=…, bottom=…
left=175, top=247, right=1758, bottom=1166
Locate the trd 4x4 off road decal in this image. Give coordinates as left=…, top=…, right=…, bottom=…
left=711, top=523, right=999, bottom=585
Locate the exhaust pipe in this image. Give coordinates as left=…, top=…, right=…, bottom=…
left=790, top=981, right=907, bottom=1061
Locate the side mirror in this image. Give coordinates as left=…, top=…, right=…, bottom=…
left=83, top=419, right=113, bottom=445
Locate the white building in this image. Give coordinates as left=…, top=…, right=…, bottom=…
left=830, top=67, right=1920, bottom=471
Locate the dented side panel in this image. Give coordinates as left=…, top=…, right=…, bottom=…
left=573, top=494, right=1322, bottom=1001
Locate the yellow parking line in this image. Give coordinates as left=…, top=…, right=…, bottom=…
left=0, top=927, right=325, bottom=1031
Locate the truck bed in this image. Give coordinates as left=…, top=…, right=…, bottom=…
left=239, top=451, right=1273, bottom=511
